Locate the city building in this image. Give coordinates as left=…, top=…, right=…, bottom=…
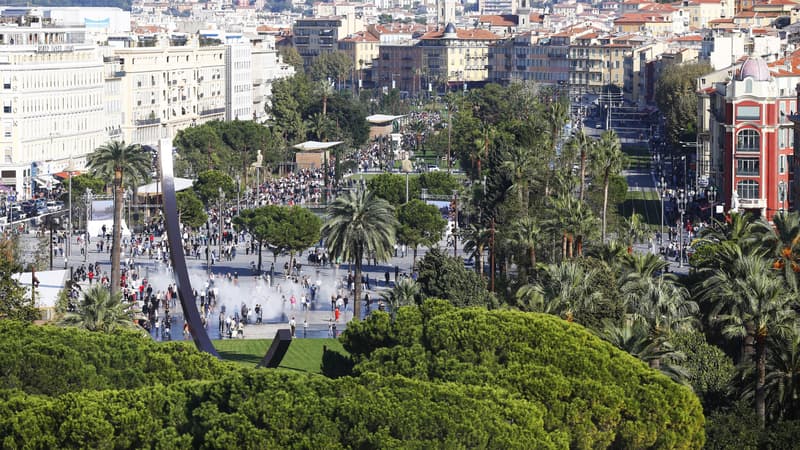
left=224, top=36, right=253, bottom=121
left=0, top=9, right=106, bottom=197
left=250, top=35, right=295, bottom=124
left=111, top=35, right=227, bottom=148
left=698, top=55, right=797, bottom=220
left=292, top=16, right=364, bottom=67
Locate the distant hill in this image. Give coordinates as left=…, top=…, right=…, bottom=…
left=0, top=0, right=132, bottom=11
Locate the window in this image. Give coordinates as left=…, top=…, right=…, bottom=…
left=780, top=155, right=787, bottom=174
left=745, top=79, right=753, bottom=93
left=737, top=180, right=759, bottom=199
left=779, top=181, right=787, bottom=203
left=736, top=105, right=760, bottom=120
left=736, top=158, right=759, bottom=176
left=737, top=129, right=760, bottom=152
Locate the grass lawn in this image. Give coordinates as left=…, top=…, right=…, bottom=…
left=212, top=338, right=348, bottom=374
left=622, top=144, right=651, bottom=171
left=622, top=189, right=661, bottom=227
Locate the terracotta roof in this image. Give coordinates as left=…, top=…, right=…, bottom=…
left=735, top=10, right=781, bottom=17
left=614, top=13, right=671, bottom=23
left=340, top=31, right=379, bottom=42
left=420, top=28, right=500, bottom=40
left=674, top=34, right=704, bottom=41
left=478, top=14, right=518, bottom=26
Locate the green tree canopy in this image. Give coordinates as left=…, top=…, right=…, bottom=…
left=367, top=173, right=419, bottom=206
left=176, top=190, right=208, bottom=229
left=193, top=170, right=235, bottom=205
left=342, top=301, right=706, bottom=448
left=0, top=236, right=36, bottom=322
left=415, top=248, right=491, bottom=308
left=655, top=62, right=712, bottom=148
left=397, top=199, right=447, bottom=260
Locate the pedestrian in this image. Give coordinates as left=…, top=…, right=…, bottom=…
left=385, top=271, right=390, bottom=286
left=303, top=319, right=308, bottom=338
left=394, top=265, right=399, bottom=282
left=289, top=316, right=296, bottom=338
left=334, top=307, right=340, bottom=322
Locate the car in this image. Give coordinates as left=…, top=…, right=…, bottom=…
left=427, top=165, right=440, bottom=172
left=46, top=201, right=61, bottom=212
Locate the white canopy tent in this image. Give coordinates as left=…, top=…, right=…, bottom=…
left=136, top=178, right=194, bottom=196
left=14, top=269, right=68, bottom=321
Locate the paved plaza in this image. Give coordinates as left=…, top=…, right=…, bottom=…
left=20, top=229, right=451, bottom=341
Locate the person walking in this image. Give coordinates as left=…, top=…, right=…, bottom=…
left=289, top=316, right=296, bottom=338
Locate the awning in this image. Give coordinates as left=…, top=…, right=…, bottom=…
left=34, top=175, right=59, bottom=187
left=137, top=177, right=194, bottom=195
left=293, top=141, right=343, bottom=151
left=52, top=170, right=86, bottom=180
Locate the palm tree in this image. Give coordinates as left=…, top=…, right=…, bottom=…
left=381, top=277, right=420, bottom=320
left=506, top=215, right=541, bottom=280
left=764, top=211, right=800, bottom=291
left=323, top=188, right=397, bottom=322
left=574, top=130, right=592, bottom=204
left=703, top=254, right=795, bottom=427
left=463, top=223, right=491, bottom=278
left=621, top=274, right=696, bottom=336
left=501, top=146, right=538, bottom=211
left=305, top=112, right=336, bottom=142
left=547, top=101, right=569, bottom=157
left=521, top=261, right=601, bottom=322
left=600, top=320, right=689, bottom=383
left=590, top=130, right=626, bottom=242
left=763, top=330, right=800, bottom=421
left=87, top=141, right=151, bottom=295
left=61, top=285, right=138, bottom=333
left=316, top=79, right=335, bottom=116
left=620, top=213, right=652, bottom=254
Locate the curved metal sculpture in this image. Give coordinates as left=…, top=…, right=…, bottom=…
left=159, top=139, right=293, bottom=365
left=159, top=140, right=220, bottom=357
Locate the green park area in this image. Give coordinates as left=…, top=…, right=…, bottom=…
left=212, top=338, right=347, bottom=373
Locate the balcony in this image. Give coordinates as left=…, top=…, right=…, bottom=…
left=200, top=107, right=225, bottom=117
left=135, top=117, right=160, bottom=126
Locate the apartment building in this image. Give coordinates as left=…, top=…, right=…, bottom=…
left=0, top=11, right=106, bottom=197
left=111, top=36, right=226, bottom=148
left=225, top=38, right=253, bottom=121
left=419, top=24, right=500, bottom=88
left=698, top=56, right=797, bottom=220
left=293, top=16, right=364, bottom=67
left=488, top=32, right=570, bottom=84
left=568, top=30, right=632, bottom=91
left=250, top=35, right=295, bottom=124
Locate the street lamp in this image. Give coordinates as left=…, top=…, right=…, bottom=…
left=657, top=176, right=667, bottom=245
left=235, top=175, right=241, bottom=215
left=84, top=188, right=92, bottom=262
left=218, top=187, right=225, bottom=260
left=65, top=158, right=76, bottom=263
left=452, top=189, right=458, bottom=258
left=677, top=190, right=688, bottom=268
left=707, top=186, right=717, bottom=220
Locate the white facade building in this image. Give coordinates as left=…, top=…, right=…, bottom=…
left=250, top=35, right=295, bottom=123
left=0, top=11, right=105, bottom=197
left=111, top=36, right=226, bottom=148
left=224, top=37, right=253, bottom=121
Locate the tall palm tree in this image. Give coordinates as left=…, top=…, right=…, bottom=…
left=87, top=141, right=151, bottom=295
left=316, top=79, right=335, bottom=116
left=323, top=188, right=397, bottom=322
left=574, top=130, right=592, bottom=204
left=621, top=275, right=696, bottom=336
left=501, top=146, right=538, bottom=211
left=60, top=285, right=138, bottom=333
left=590, top=130, right=626, bottom=242
left=305, top=112, right=336, bottom=142
left=547, top=101, right=569, bottom=157
left=703, top=254, right=795, bottom=427
left=506, top=215, right=541, bottom=279
left=380, top=277, right=420, bottom=320
left=764, top=211, right=800, bottom=291
left=463, top=223, right=491, bottom=278
left=763, top=330, right=800, bottom=421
